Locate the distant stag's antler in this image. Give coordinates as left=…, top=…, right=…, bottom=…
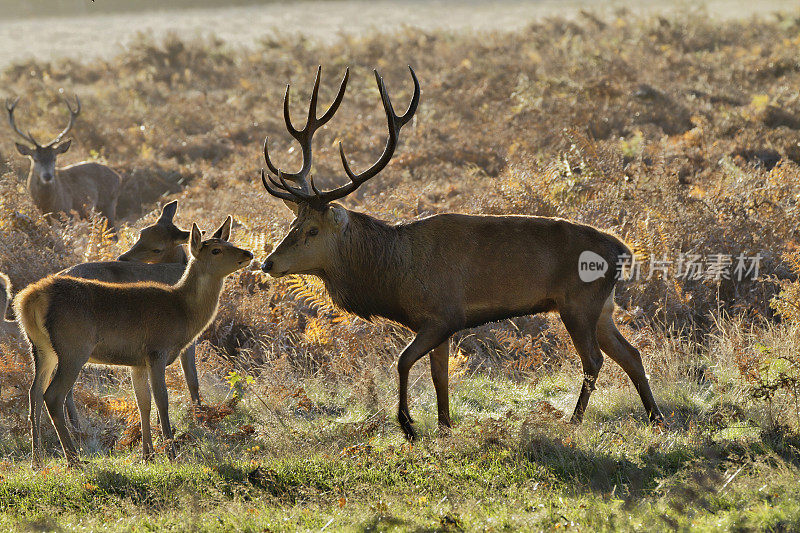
left=5, top=94, right=81, bottom=148
left=262, top=66, right=420, bottom=209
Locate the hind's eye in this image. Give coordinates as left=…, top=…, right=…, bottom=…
left=152, top=249, right=162, bottom=254
left=308, top=228, right=319, bottom=237
left=212, top=248, right=221, bottom=255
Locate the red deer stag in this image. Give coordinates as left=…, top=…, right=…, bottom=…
left=259, top=66, right=663, bottom=440
left=6, top=95, right=122, bottom=229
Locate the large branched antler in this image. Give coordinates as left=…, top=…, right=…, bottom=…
left=6, top=97, right=41, bottom=147
left=262, top=66, right=349, bottom=192
left=49, top=94, right=80, bottom=146
left=262, top=66, right=420, bottom=209
left=4, top=94, right=80, bottom=148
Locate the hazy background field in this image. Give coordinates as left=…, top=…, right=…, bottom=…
left=2, top=1, right=800, bottom=531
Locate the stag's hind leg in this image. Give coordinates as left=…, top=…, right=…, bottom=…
left=560, top=305, right=604, bottom=424
left=28, top=343, right=57, bottom=469
left=596, top=295, right=663, bottom=423
left=430, top=341, right=452, bottom=432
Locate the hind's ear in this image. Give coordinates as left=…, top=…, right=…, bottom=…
left=190, top=223, right=202, bottom=257
left=211, top=216, right=232, bottom=241
left=172, top=228, right=191, bottom=242
left=158, top=200, right=178, bottom=224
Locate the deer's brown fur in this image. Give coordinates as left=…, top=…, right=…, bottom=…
left=7, top=96, right=122, bottom=228
left=15, top=217, right=252, bottom=466
left=260, top=66, right=662, bottom=440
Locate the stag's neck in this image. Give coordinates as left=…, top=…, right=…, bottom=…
left=321, top=211, right=410, bottom=325
left=174, top=260, right=226, bottom=334
left=26, top=172, right=60, bottom=213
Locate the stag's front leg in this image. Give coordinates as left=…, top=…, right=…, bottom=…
left=397, top=326, right=450, bottom=441
left=148, top=353, right=175, bottom=460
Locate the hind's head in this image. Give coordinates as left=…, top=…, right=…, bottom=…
left=189, top=217, right=253, bottom=278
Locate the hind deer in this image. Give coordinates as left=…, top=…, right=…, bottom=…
left=6, top=95, right=122, bottom=229
left=16, top=217, right=253, bottom=467
left=58, top=201, right=201, bottom=426
left=259, top=66, right=663, bottom=440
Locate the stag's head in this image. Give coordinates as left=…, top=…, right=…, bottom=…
left=118, top=200, right=191, bottom=263
left=5, top=95, right=80, bottom=184
left=260, top=66, right=419, bottom=277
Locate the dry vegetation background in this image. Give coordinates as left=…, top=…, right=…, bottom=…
left=1, top=6, right=800, bottom=531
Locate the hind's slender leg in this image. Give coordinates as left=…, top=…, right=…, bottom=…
left=596, top=295, right=663, bottom=423
left=65, top=387, right=81, bottom=429
left=131, top=366, right=153, bottom=460
left=180, top=342, right=201, bottom=407
left=148, top=353, right=175, bottom=460
left=560, top=305, right=604, bottom=424
left=43, top=350, right=89, bottom=467
left=28, top=343, right=57, bottom=469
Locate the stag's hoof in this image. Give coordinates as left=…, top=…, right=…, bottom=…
left=398, top=411, right=417, bottom=441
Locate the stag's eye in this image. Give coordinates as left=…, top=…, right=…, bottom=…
left=212, top=248, right=221, bottom=255
left=152, top=249, right=162, bottom=254
left=308, top=228, right=319, bottom=237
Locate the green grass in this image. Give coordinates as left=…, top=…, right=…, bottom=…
left=1, top=371, right=798, bottom=532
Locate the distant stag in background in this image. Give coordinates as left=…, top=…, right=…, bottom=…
left=6, top=95, right=122, bottom=229
left=58, top=201, right=200, bottom=427
left=259, top=66, right=663, bottom=440
left=15, top=217, right=253, bottom=467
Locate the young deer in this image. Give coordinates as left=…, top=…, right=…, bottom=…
left=58, top=201, right=200, bottom=424
left=116, top=200, right=190, bottom=264
left=259, top=67, right=662, bottom=440
left=15, top=217, right=253, bottom=467
left=6, top=95, right=122, bottom=229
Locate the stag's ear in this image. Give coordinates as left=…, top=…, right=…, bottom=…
left=212, top=216, right=232, bottom=241
left=282, top=199, right=300, bottom=215
left=190, top=223, right=202, bottom=257
left=53, top=140, right=71, bottom=154
left=158, top=200, right=178, bottom=224
left=326, top=204, right=349, bottom=229
left=15, top=143, right=33, bottom=157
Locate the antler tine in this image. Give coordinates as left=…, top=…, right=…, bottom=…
left=322, top=65, right=420, bottom=204
left=262, top=67, right=350, bottom=198
left=49, top=94, right=80, bottom=146
left=5, top=97, right=41, bottom=147
left=261, top=169, right=302, bottom=203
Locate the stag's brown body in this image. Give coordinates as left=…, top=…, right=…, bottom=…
left=15, top=218, right=252, bottom=466
left=319, top=211, right=628, bottom=329
left=26, top=161, right=121, bottom=226
left=260, top=66, right=662, bottom=440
